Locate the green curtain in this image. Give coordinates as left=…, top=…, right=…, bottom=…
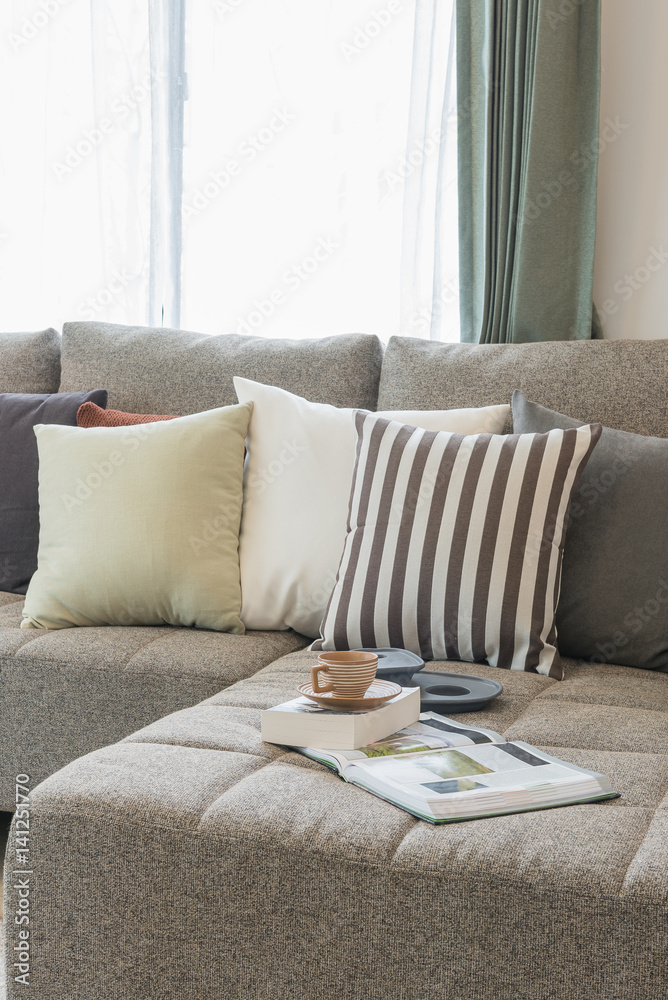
left=457, top=0, right=601, bottom=344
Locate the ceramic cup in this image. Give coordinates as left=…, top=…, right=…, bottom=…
left=310, top=651, right=378, bottom=699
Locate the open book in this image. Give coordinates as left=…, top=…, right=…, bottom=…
left=295, top=713, right=617, bottom=823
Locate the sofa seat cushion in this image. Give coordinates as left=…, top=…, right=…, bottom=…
left=0, top=596, right=308, bottom=809
left=0, top=592, right=23, bottom=608
left=13, top=648, right=667, bottom=999
left=131, top=651, right=668, bottom=900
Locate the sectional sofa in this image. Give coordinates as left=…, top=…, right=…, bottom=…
left=2, top=322, right=667, bottom=1000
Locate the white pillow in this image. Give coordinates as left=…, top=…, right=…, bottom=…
left=234, top=378, right=509, bottom=637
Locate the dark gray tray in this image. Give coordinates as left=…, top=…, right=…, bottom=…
left=414, top=671, right=503, bottom=713
left=354, top=647, right=425, bottom=687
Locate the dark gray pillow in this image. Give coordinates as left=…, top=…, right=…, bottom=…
left=0, top=390, right=108, bottom=594
left=512, top=390, right=668, bottom=670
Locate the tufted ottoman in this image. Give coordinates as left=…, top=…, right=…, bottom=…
left=0, top=596, right=308, bottom=811
left=4, top=650, right=668, bottom=999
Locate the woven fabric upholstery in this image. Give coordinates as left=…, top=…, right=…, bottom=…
left=0, top=597, right=308, bottom=810
left=59, top=321, right=384, bottom=414
left=76, top=401, right=175, bottom=426
left=313, top=413, right=601, bottom=678
left=0, top=329, right=60, bottom=394
left=6, top=647, right=667, bottom=1000
left=377, top=337, right=668, bottom=437
left=0, top=593, right=24, bottom=608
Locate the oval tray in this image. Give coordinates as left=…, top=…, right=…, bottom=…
left=414, top=671, right=503, bottom=713
left=353, top=647, right=425, bottom=687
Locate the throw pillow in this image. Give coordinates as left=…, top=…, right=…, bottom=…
left=77, top=402, right=175, bottom=427
left=60, top=321, right=384, bottom=412
left=0, top=390, right=108, bottom=594
left=512, top=390, right=668, bottom=670
left=313, top=411, right=602, bottom=679
left=21, top=402, right=253, bottom=632
left=233, top=377, right=510, bottom=637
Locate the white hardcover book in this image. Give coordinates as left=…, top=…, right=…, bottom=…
left=261, top=687, right=420, bottom=750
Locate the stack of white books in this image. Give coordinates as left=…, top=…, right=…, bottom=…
left=261, top=687, right=420, bottom=750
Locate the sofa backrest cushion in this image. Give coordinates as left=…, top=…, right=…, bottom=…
left=60, top=322, right=384, bottom=414
left=378, top=337, right=668, bottom=438
left=0, top=329, right=61, bottom=394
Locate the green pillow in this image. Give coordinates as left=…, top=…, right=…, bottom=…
left=21, top=402, right=252, bottom=632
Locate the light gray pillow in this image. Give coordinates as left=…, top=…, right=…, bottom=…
left=60, top=321, right=383, bottom=414
left=378, top=336, right=668, bottom=438
left=512, top=390, right=668, bottom=670
left=0, top=328, right=60, bottom=393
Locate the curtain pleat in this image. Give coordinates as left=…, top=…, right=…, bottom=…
left=457, top=0, right=601, bottom=344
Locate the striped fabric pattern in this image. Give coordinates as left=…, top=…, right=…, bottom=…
left=314, top=412, right=602, bottom=678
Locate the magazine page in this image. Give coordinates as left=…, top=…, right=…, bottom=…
left=415, top=713, right=505, bottom=746
left=344, top=741, right=615, bottom=821
left=298, top=714, right=505, bottom=774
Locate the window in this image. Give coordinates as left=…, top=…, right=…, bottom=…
left=0, top=1, right=457, bottom=341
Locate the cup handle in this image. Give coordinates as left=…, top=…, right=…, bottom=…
left=310, top=664, right=333, bottom=693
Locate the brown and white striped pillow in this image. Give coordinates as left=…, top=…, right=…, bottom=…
left=313, top=412, right=602, bottom=679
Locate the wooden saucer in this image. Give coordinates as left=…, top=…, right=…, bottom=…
left=296, top=679, right=402, bottom=711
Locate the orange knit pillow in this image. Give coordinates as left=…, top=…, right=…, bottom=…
left=77, top=402, right=176, bottom=427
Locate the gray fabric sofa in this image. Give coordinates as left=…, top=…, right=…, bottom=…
left=0, top=322, right=383, bottom=810
left=2, top=325, right=668, bottom=999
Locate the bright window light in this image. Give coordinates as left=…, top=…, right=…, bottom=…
left=0, top=2, right=426, bottom=341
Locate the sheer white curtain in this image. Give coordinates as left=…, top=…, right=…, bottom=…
left=401, top=0, right=459, bottom=342
left=0, top=0, right=458, bottom=342
left=181, top=0, right=418, bottom=339
left=0, top=2, right=154, bottom=331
